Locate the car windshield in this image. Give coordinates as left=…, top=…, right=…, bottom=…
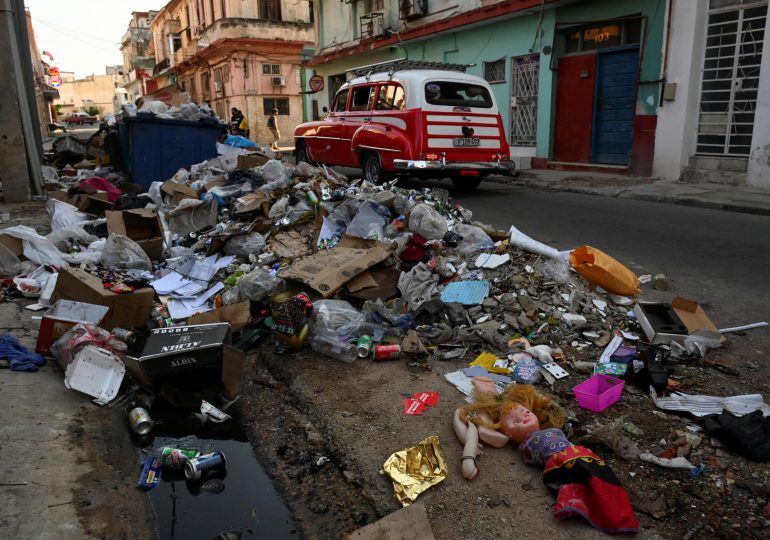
left=423, top=81, right=493, bottom=108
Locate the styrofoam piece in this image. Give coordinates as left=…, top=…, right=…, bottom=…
left=64, top=345, right=125, bottom=406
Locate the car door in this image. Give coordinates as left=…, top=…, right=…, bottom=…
left=327, top=84, right=376, bottom=166
left=307, top=88, right=348, bottom=163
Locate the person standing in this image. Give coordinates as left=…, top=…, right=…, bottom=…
left=267, top=108, right=280, bottom=150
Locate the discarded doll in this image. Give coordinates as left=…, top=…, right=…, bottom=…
left=453, top=383, right=639, bottom=535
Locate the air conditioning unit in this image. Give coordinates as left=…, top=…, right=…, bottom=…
left=213, top=82, right=222, bottom=92
left=272, top=76, right=286, bottom=87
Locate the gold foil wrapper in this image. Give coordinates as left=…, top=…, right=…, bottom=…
left=380, top=435, right=447, bottom=506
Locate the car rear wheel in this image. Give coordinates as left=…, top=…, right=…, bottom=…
left=451, top=175, right=483, bottom=191
left=362, top=152, right=389, bottom=185
left=295, top=141, right=312, bottom=164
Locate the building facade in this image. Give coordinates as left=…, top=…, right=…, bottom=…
left=54, top=71, right=125, bottom=118
left=652, top=0, right=769, bottom=188
left=120, top=11, right=158, bottom=104
left=25, top=8, right=58, bottom=137
left=149, top=0, right=314, bottom=145
left=305, top=0, right=666, bottom=174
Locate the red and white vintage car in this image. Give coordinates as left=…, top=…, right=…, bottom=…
left=294, top=61, right=516, bottom=190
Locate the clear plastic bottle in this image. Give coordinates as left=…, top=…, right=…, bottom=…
left=309, top=335, right=356, bottom=363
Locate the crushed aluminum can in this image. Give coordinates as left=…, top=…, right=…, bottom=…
left=129, top=406, right=153, bottom=435
left=161, top=447, right=200, bottom=469
left=356, top=335, right=373, bottom=358
left=137, top=456, right=162, bottom=490
left=257, top=252, right=277, bottom=265
left=184, top=451, right=227, bottom=481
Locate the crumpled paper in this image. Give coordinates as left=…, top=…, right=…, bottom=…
left=380, top=436, right=447, bottom=506
left=579, top=417, right=641, bottom=460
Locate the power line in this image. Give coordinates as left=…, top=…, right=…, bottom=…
left=31, top=15, right=122, bottom=45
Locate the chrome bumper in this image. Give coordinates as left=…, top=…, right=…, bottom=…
left=392, top=157, right=516, bottom=174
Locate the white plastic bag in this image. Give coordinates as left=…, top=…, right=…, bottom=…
left=453, top=224, right=493, bottom=255
left=0, top=242, right=22, bottom=277
left=408, top=204, right=447, bottom=240
left=346, top=202, right=390, bottom=240
left=100, top=234, right=152, bottom=271
left=1, top=225, right=67, bottom=268
left=46, top=199, right=87, bottom=231
left=309, top=300, right=365, bottom=338
left=46, top=225, right=98, bottom=252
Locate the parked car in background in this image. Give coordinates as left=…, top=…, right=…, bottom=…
left=64, top=112, right=98, bottom=125
left=294, top=60, right=516, bottom=190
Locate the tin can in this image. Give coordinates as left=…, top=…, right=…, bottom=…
left=306, top=191, right=319, bottom=206
left=112, top=327, right=136, bottom=344
left=320, top=183, right=331, bottom=201
left=373, top=344, right=401, bottom=360
left=184, top=451, right=227, bottom=481
left=356, top=335, right=373, bottom=358
left=129, top=406, right=153, bottom=435
left=160, top=447, right=200, bottom=469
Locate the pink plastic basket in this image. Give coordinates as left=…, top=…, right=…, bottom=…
left=572, top=374, right=625, bottom=412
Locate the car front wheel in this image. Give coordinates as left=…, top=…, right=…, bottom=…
left=362, top=152, right=389, bottom=185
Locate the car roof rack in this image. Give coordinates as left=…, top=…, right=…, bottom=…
left=347, top=59, right=469, bottom=80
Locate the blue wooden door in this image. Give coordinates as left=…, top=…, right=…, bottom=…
left=591, top=47, right=639, bottom=165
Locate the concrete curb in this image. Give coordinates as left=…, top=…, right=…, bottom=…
left=511, top=177, right=770, bottom=217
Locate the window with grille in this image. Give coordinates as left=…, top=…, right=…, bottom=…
left=365, top=0, right=384, bottom=14
left=201, top=71, right=210, bottom=95
left=264, top=97, right=290, bottom=115
left=510, top=55, right=539, bottom=146
left=696, top=1, right=767, bottom=156
left=484, top=59, right=505, bottom=83
left=262, top=63, right=281, bottom=75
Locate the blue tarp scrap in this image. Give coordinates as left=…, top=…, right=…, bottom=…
left=440, top=281, right=490, bottom=305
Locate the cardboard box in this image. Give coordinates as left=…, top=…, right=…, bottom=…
left=50, top=190, right=113, bottom=215
left=106, top=208, right=164, bottom=261
left=130, top=323, right=231, bottom=380
left=0, top=234, right=25, bottom=261
left=168, top=200, right=218, bottom=237
left=237, top=152, right=270, bottom=170
left=51, top=267, right=155, bottom=330
left=36, top=300, right=110, bottom=357
left=281, top=241, right=394, bottom=298
left=634, top=296, right=724, bottom=345
left=187, top=301, right=251, bottom=332
left=161, top=181, right=199, bottom=205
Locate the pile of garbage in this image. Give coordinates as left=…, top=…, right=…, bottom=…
left=2, top=144, right=769, bottom=534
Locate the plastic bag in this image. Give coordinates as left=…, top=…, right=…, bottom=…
left=569, top=245, right=640, bottom=296
left=46, top=199, right=88, bottom=231
left=309, top=300, right=365, bottom=338
left=542, top=257, right=570, bottom=284
left=224, top=232, right=265, bottom=256
left=50, top=323, right=127, bottom=370
left=147, top=181, right=165, bottom=208
left=100, top=234, right=152, bottom=271
left=46, top=224, right=98, bottom=251
left=225, top=268, right=280, bottom=304
left=268, top=196, right=290, bottom=220
left=346, top=201, right=390, bottom=240
left=285, top=200, right=311, bottom=224
left=41, top=166, right=59, bottom=183
left=139, top=100, right=169, bottom=115
left=453, top=224, right=493, bottom=255
left=260, top=160, right=293, bottom=184
left=408, top=204, right=447, bottom=240
left=1, top=225, right=67, bottom=268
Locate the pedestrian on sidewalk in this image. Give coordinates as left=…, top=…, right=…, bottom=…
left=268, top=108, right=280, bottom=151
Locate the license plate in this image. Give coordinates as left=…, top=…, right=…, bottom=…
left=453, top=137, right=480, bottom=147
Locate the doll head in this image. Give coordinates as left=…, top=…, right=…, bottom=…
left=500, top=404, right=540, bottom=443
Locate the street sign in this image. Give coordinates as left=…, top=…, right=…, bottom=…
left=49, top=77, right=62, bottom=87
left=309, top=74, right=324, bottom=92
left=49, top=66, right=60, bottom=77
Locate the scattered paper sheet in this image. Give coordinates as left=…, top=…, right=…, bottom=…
left=474, top=253, right=510, bottom=269
left=187, top=282, right=224, bottom=308
left=167, top=298, right=212, bottom=320
left=650, top=388, right=770, bottom=417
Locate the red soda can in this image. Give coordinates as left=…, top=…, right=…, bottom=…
left=374, top=344, right=401, bottom=360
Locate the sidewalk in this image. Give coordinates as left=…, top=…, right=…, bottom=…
left=513, top=169, right=770, bottom=217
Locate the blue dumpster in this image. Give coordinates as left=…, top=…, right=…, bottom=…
left=120, top=116, right=226, bottom=190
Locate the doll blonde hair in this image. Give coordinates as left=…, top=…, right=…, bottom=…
left=461, top=383, right=566, bottom=432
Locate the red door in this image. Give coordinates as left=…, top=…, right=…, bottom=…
left=553, top=54, right=596, bottom=163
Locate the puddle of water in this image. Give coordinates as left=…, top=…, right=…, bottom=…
left=135, top=403, right=298, bottom=540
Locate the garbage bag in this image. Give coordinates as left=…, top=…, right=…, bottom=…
left=309, top=300, right=365, bottom=338
left=408, top=204, right=447, bottom=240
left=41, top=166, right=59, bottom=183
left=703, top=410, right=770, bottom=461
left=46, top=199, right=87, bottom=231
left=569, top=245, right=640, bottom=296
left=46, top=224, right=98, bottom=251
left=79, top=177, right=122, bottom=203
left=100, top=234, right=152, bottom=271
left=1, top=225, right=67, bottom=268
left=224, top=232, right=265, bottom=256
left=346, top=201, right=390, bottom=240
left=268, top=196, right=290, bottom=220
left=224, top=268, right=280, bottom=304
left=50, top=323, right=127, bottom=370
left=139, top=100, right=169, bottom=115
left=0, top=242, right=22, bottom=277
left=261, top=160, right=293, bottom=184
left=453, top=224, right=493, bottom=255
